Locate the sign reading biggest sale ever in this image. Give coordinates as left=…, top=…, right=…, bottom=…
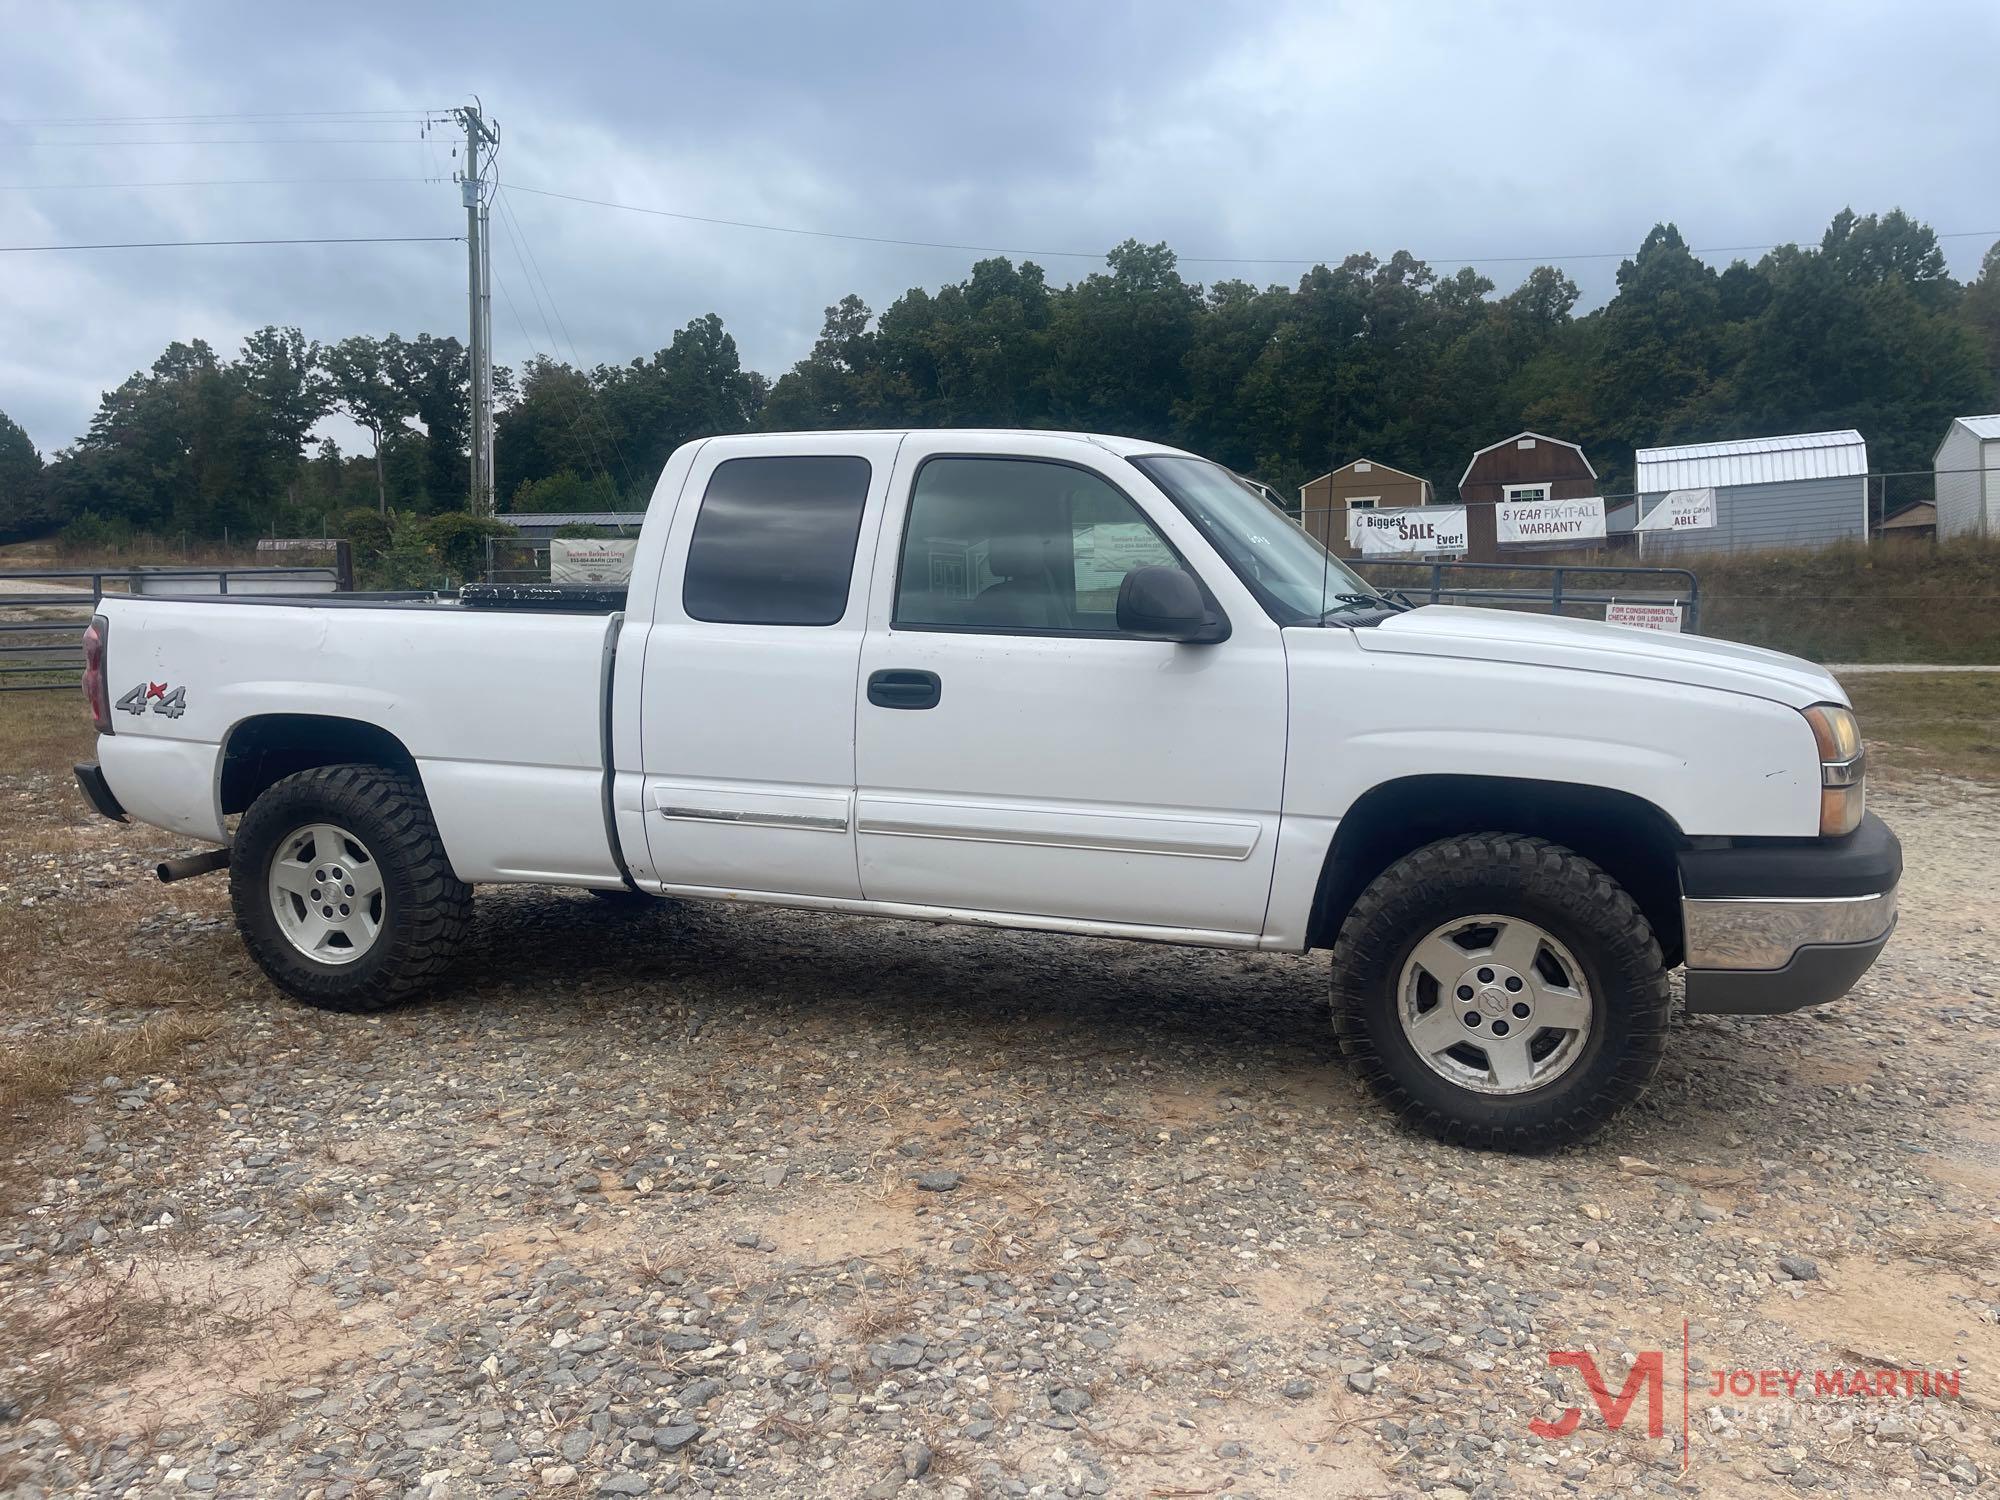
left=1351, top=506, right=1469, bottom=555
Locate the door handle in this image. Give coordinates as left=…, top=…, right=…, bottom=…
left=868, top=669, right=941, bottom=710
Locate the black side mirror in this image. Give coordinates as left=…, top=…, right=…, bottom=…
left=1116, top=566, right=1230, bottom=644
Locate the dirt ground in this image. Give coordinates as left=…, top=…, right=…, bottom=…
left=1, top=690, right=1997, bottom=1498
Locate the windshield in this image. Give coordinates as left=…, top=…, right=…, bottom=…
left=1129, top=454, right=1377, bottom=625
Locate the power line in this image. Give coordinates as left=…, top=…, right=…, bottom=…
left=21, top=137, right=428, bottom=147
left=496, top=187, right=638, bottom=492
left=0, top=109, right=448, bottom=126
left=0, top=234, right=464, bottom=252
left=490, top=207, right=625, bottom=492
left=505, top=181, right=2000, bottom=269
left=0, top=176, right=441, bottom=191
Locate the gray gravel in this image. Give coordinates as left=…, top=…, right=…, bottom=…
left=2, top=765, right=1998, bottom=1497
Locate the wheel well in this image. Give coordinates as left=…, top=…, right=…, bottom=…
left=1308, top=776, right=1686, bottom=966
left=220, top=715, right=420, bottom=817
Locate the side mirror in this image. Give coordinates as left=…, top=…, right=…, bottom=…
left=1116, top=566, right=1230, bottom=644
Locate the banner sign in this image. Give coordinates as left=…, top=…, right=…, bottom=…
left=550, top=538, right=638, bottom=584
left=1636, top=488, right=1717, bottom=533
left=1351, top=505, right=1468, bottom=556
left=1496, top=495, right=1606, bottom=545
left=1605, top=601, right=1684, bottom=633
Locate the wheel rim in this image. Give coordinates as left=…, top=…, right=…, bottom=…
left=267, top=822, right=385, bottom=966
left=1397, top=913, right=1594, bottom=1096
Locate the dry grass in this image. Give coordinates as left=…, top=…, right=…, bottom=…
left=1897, top=1225, right=2000, bottom=1271
left=1845, top=674, right=2000, bottom=783
left=0, top=1012, right=220, bottom=1115
left=0, top=689, right=96, bottom=779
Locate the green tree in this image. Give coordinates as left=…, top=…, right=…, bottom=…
left=508, top=469, right=623, bottom=514
left=324, top=335, right=412, bottom=513
left=0, top=409, right=47, bottom=541
left=390, top=332, right=470, bottom=509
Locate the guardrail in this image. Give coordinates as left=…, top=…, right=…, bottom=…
left=1348, top=558, right=1701, bottom=633
left=0, top=566, right=342, bottom=693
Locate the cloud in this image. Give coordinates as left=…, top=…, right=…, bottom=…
left=2, top=0, right=1996, bottom=454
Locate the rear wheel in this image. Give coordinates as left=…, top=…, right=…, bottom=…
left=1331, top=833, right=1668, bottom=1150
left=231, top=765, right=471, bottom=1011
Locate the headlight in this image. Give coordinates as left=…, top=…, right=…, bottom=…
left=1803, top=703, right=1864, bottom=836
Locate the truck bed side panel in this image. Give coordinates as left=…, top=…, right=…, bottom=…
left=95, top=597, right=622, bottom=885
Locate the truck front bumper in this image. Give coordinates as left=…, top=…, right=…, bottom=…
left=1678, top=812, right=1900, bottom=1015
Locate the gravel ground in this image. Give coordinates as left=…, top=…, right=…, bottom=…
left=1, top=759, right=1997, bottom=1498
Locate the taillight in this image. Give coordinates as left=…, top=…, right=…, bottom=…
left=82, top=614, right=112, bottom=734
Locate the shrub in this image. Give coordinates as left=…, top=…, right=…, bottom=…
left=57, top=511, right=135, bottom=554
left=553, top=522, right=612, bottom=539
left=421, top=512, right=517, bottom=580
left=338, top=507, right=393, bottom=560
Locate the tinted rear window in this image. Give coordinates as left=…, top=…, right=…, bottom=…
left=682, top=455, right=871, bottom=625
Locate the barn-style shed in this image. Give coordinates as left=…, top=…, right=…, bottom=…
left=1298, top=459, right=1434, bottom=558
left=1456, top=432, right=1598, bottom=561
left=1634, top=431, right=1868, bottom=556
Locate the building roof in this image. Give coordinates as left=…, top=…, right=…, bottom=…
left=1458, top=432, right=1596, bottom=487
left=1300, top=458, right=1430, bottom=492
left=1880, top=500, right=1937, bottom=530
left=1635, top=430, right=1867, bottom=491
left=498, top=512, right=649, bottom=532
left=1949, top=414, right=2000, bottom=442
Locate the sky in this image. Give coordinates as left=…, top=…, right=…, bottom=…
left=3, top=0, right=1997, bottom=456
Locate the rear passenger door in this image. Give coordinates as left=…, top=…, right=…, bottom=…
left=634, top=435, right=900, bottom=899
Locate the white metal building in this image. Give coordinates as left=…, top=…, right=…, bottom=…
left=1933, top=415, right=2000, bottom=541
left=1633, top=430, right=1869, bottom=555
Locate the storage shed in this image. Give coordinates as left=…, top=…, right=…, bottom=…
left=1633, top=430, right=1868, bottom=556
left=1933, top=415, right=2000, bottom=540
left=1298, top=459, right=1434, bottom=557
left=1457, top=432, right=1598, bottom=561
left=1879, top=500, right=1936, bottom=545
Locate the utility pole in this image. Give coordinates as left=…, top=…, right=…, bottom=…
left=452, top=102, right=499, bottom=515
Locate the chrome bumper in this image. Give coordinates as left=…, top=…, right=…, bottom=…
left=1683, top=887, right=1898, bottom=971
left=1681, top=885, right=1898, bottom=1015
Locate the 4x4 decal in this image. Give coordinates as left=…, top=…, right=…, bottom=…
left=115, top=681, right=188, bottom=719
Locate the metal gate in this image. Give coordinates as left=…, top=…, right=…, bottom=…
left=1349, top=559, right=1701, bottom=633
left=0, top=566, right=343, bottom=692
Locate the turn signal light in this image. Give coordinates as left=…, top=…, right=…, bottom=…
left=1803, top=704, right=1863, bottom=836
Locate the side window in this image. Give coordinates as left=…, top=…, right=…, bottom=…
left=683, top=455, right=871, bottom=626
left=895, top=458, right=1182, bottom=634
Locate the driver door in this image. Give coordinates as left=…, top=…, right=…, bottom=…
left=852, top=435, right=1288, bottom=938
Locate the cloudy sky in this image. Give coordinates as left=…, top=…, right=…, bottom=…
left=3, top=0, right=1997, bottom=455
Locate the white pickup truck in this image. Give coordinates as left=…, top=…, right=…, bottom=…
left=74, top=429, right=1900, bottom=1149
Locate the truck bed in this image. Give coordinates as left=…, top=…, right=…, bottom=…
left=92, top=592, right=628, bottom=888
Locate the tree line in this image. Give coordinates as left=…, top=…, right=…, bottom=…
left=3, top=207, right=1997, bottom=549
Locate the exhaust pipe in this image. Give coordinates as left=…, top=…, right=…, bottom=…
left=157, top=846, right=231, bottom=883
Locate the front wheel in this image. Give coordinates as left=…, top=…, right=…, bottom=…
left=1331, top=833, right=1669, bottom=1151
left=230, top=764, right=472, bottom=1011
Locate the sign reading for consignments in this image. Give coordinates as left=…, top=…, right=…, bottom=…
left=1604, top=601, right=1684, bottom=633
left=1636, top=488, right=1717, bottom=532
left=550, top=538, right=638, bottom=584
left=1495, top=495, right=1606, bottom=545
left=1351, top=505, right=1468, bottom=556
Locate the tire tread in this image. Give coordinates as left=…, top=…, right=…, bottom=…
left=1330, top=832, right=1669, bottom=1151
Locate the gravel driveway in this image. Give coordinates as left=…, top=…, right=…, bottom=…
left=0, top=765, right=1995, bottom=1498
